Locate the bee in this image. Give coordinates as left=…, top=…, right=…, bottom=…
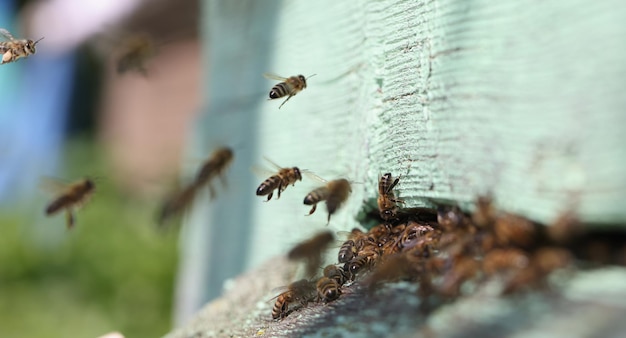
left=481, top=248, right=530, bottom=277
left=194, top=147, right=234, bottom=198
left=346, top=249, right=379, bottom=277
left=157, top=147, right=233, bottom=224
left=0, top=28, right=43, bottom=65
left=323, top=264, right=348, bottom=286
left=501, top=247, right=571, bottom=295
left=303, top=178, right=352, bottom=223
left=287, top=231, right=335, bottom=277
left=337, top=228, right=371, bottom=263
left=157, top=184, right=198, bottom=225
left=43, top=177, right=95, bottom=229
left=116, top=34, right=157, bottom=75
left=364, top=253, right=416, bottom=290
left=271, top=279, right=317, bottom=319
left=377, top=173, right=404, bottom=221
left=338, top=239, right=357, bottom=263
left=316, top=276, right=341, bottom=302
left=438, top=256, right=480, bottom=298
left=437, top=205, right=470, bottom=231
left=255, top=158, right=303, bottom=201
left=264, top=73, right=315, bottom=109
left=397, top=222, right=437, bottom=252
left=493, top=213, right=536, bottom=248
left=368, top=223, right=392, bottom=243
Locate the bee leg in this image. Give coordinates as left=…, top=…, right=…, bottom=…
left=278, top=94, right=295, bottom=109
left=277, top=183, right=284, bottom=199
left=65, top=209, right=75, bottom=230
left=264, top=192, right=273, bottom=202
left=2, top=51, right=12, bottom=64
left=305, top=204, right=317, bottom=216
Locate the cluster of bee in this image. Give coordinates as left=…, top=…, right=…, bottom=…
left=267, top=172, right=626, bottom=320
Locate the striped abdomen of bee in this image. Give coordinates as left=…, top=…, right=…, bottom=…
left=45, top=179, right=95, bottom=215
left=346, top=250, right=379, bottom=276
left=338, top=239, right=357, bottom=263
left=256, top=167, right=302, bottom=201
left=316, top=277, right=341, bottom=302
left=271, top=291, right=294, bottom=319
left=323, top=264, right=348, bottom=286
left=303, top=186, right=329, bottom=216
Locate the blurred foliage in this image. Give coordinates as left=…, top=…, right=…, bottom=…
left=0, top=137, right=179, bottom=338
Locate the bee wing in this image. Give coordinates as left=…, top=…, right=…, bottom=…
left=0, top=28, right=15, bottom=41
left=262, top=156, right=285, bottom=171
left=301, top=170, right=327, bottom=183
left=266, top=286, right=289, bottom=302
left=39, top=176, right=71, bottom=195
left=263, top=73, right=289, bottom=81
left=251, top=165, right=276, bottom=179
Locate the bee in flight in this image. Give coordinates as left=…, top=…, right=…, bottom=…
left=42, top=177, right=95, bottom=230
left=115, top=33, right=157, bottom=76
left=0, top=28, right=43, bottom=64
left=158, top=147, right=234, bottom=224
left=303, top=178, right=352, bottom=223
left=263, top=73, right=315, bottom=109
left=255, top=158, right=303, bottom=201
left=287, top=231, right=334, bottom=277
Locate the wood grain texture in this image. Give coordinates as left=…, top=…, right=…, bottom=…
left=179, top=0, right=626, bottom=321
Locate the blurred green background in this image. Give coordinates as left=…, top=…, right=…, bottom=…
left=0, top=0, right=200, bottom=336
left=0, top=139, right=179, bottom=338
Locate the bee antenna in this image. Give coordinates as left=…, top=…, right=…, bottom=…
left=34, top=37, right=44, bottom=45
left=306, top=74, right=317, bottom=79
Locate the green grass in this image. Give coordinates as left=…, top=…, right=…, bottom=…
left=0, top=138, right=179, bottom=338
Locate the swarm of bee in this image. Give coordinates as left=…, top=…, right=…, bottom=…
left=267, top=173, right=596, bottom=320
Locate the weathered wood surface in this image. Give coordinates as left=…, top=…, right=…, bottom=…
left=165, top=256, right=626, bottom=338
left=174, top=0, right=626, bottom=325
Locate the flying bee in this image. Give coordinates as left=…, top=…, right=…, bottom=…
left=270, top=279, right=317, bottom=320
left=263, top=73, right=315, bottom=109
left=0, top=28, right=43, bottom=65
left=255, top=158, right=303, bottom=201
left=288, top=231, right=335, bottom=277
left=42, top=177, right=95, bottom=230
left=157, top=184, right=198, bottom=225
left=194, top=147, right=234, bottom=198
left=377, top=173, right=404, bottom=221
left=157, top=147, right=233, bottom=224
left=115, top=33, right=157, bottom=75
left=304, top=178, right=352, bottom=223
left=316, top=276, right=341, bottom=302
